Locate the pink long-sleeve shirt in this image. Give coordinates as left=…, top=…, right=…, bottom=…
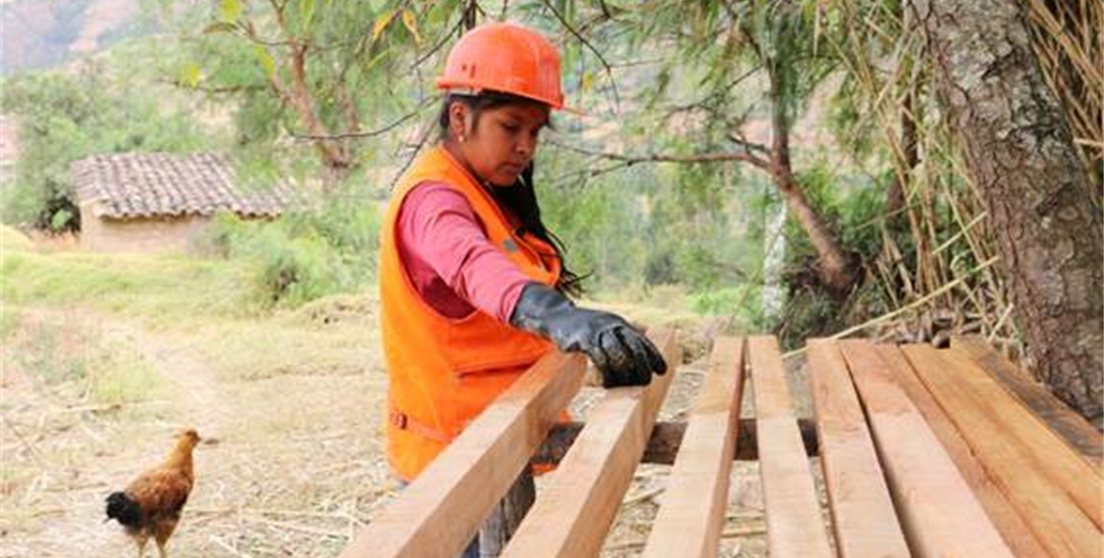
left=396, top=181, right=533, bottom=322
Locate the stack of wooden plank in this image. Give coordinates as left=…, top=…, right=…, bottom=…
left=339, top=330, right=1103, bottom=558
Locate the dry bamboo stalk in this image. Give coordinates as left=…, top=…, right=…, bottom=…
left=785, top=256, right=1000, bottom=358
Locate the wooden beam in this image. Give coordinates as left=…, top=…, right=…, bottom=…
left=902, top=345, right=1102, bottom=558
left=642, top=336, right=746, bottom=558
left=874, top=345, right=1049, bottom=557
left=499, top=328, right=679, bottom=558
left=938, top=346, right=1103, bottom=527
left=807, top=339, right=909, bottom=558
left=840, top=341, right=1015, bottom=558
left=530, top=418, right=819, bottom=466
left=747, top=336, right=833, bottom=558
left=338, top=351, right=587, bottom=558
left=953, top=336, right=1103, bottom=471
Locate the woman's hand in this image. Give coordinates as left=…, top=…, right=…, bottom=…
left=510, top=283, right=668, bottom=387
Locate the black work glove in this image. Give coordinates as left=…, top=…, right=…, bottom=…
left=509, top=283, right=668, bottom=388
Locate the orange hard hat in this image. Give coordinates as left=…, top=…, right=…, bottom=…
left=436, top=22, right=565, bottom=109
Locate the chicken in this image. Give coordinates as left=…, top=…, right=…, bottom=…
left=105, top=428, right=200, bottom=558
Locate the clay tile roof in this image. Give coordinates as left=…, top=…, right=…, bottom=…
left=71, top=153, right=298, bottom=219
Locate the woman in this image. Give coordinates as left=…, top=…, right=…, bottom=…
left=378, top=21, right=667, bottom=556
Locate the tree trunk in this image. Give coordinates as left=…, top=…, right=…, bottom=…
left=762, top=198, right=787, bottom=322
left=286, top=44, right=353, bottom=187
left=768, top=81, right=859, bottom=298
left=912, top=0, right=1104, bottom=420
left=773, top=166, right=857, bottom=298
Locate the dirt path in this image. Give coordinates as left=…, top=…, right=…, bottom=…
left=108, top=321, right=239, bottom=433
left=0, top=307, right=391, bottom=557
left=0, top=308, right=230, bottom=556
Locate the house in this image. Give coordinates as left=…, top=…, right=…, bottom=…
left=72, top=153, right=295, bottom=253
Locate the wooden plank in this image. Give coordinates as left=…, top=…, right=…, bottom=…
left=338, top=351, right=587, bottom=558
left=747, top=336, right=833, bottom=558
left=954, top=335, right=1103, bottom=471
left=939, top=346, right=1103, bottom=527
left=807, top=339, right=910, bottom=558
left=840, top=340, right=1015, bottom=558
left=641, top=336, right=746, bottom=558
left=902, top=344, right=1102, bottom=558
left=531, top=418, right=819, bottom=466
left=874, top=345, right=1049, bottom=557
left=499, top=328, right=679, bottom=558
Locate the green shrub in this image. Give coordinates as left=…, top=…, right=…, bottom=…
left=690, top=286, right=748, bottom=315
left=210, top=190, right=380, bottom=308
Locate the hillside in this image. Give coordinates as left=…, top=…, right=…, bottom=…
left=1, top=0, right=140, bottom=75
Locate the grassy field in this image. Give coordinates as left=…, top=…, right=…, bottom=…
left=0, top=226, right=778, bottom=558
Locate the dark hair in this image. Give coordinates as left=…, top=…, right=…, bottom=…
left=438, top=92, right=587, bottom=297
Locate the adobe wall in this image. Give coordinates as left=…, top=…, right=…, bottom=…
left=79, top=204, right=212, bottom=254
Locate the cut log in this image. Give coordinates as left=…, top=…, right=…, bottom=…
left=531, top=418, right=818, bottom=466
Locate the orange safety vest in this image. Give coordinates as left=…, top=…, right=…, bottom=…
left=379, top=146, right=562, bottom=481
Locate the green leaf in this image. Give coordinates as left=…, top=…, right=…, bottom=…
left=300, top=0, right=315, bottom=27
left=372, top=10, right=395, bottom=41
left=203, top=21, right=238, bottom=35
left=50, top=209, right=73, bottom=232
left=401, top=10, right=421, bottom=44
left=219, top=0, right=242, bottom=22
left=181, top=63, right=202, bottom=88
left=581, top=71, right=594, bottom=93
left=254, top=45, right=277, bottom=79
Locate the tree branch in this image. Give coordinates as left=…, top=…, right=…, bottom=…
left=663, top=64, right=762, bottom=118
left=291, top=99, right=435, bottom=142
left=158, top=79, right=267, bottom=95
left=538, top=0, right=621, bottom=107
left=548, top=139, right=773, bottom=171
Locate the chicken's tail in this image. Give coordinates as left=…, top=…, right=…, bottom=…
left=105, top=491, right=142, bottom=527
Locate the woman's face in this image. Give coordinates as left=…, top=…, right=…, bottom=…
left=450, top=100, right=549, bottom=187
